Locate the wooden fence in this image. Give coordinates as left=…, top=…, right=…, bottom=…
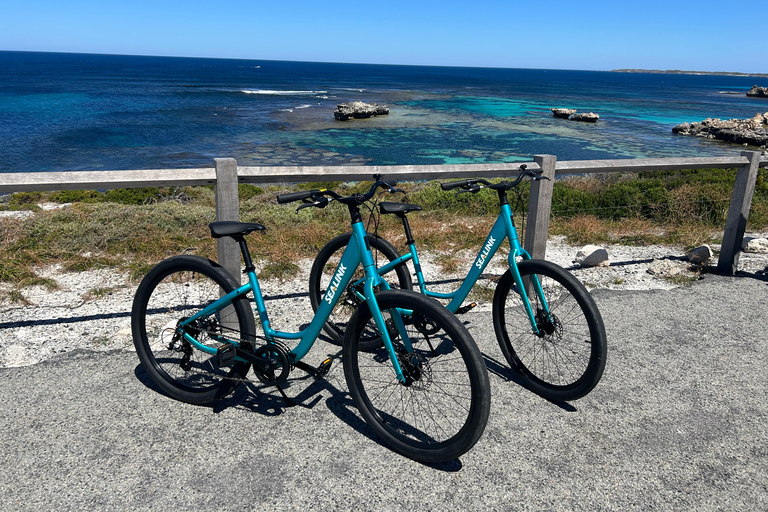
left=2, top=152, right=766, bottom=282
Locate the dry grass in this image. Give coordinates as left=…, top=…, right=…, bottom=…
left=550, top=214, right=721, bottom=249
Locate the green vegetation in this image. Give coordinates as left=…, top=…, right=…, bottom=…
left=1, top=167, right=766, bottom=287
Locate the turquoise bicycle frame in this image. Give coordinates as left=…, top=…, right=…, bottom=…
left=371, top=202, right=549, bottom=336
left=177, top=220, right=413, bottom=382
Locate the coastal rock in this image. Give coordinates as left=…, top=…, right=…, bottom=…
left=334, top=101, right=389, bottom=120
left=574, top=245, right=610, bottom=267
left=687, top=244, right=712, bottom=264
left=743, top=237, right=768, bottom=253
left=672, top=112, right=768, bottom=148
left=551, top=108, right=576, bottom=119
left=571, top=112, right=599, bottom=123
left=746, top=85, right=768, bottom=98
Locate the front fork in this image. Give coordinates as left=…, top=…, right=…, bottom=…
left=507, top=252, right=550, bottom=337
left=361, top=276, right=414, bottom=385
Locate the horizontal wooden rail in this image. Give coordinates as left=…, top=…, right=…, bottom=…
left=0, top=168, right=217, bottom=193
left=1, top=156, right=765, bottom=193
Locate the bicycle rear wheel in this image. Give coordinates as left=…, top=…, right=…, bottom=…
left=131, top=255, right=256, bottom=405
left=309, top=232, right=412, bottom=347
left=492, top=259, right=607, bottom=401
left=344, top=290, right=490, bottom=463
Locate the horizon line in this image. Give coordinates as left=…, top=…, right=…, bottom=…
left=3, top=49, right=767, bottom=77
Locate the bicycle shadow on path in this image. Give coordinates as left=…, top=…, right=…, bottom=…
left=132, top=347, right=465, bottom=472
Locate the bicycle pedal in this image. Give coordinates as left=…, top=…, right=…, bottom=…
left=316, top=357, right=333, bottom=378
left=216, top=343, right=236, bottom=366
left=455, top=302, right=477, bottom=315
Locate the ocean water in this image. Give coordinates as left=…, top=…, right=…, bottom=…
left=1, top=51, right=766, bottom=173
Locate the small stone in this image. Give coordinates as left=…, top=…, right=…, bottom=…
left=574, top=245, right=610, bottom=267
left=742, top=237, right=768, bottom=253
left=687, top=245, right=712, bottom=264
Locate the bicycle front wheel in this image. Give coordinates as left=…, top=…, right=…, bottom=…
left=309, top=232, right=412, bottom=347
left=131, top=255, right=256, bottom=405
left=492, top=259, right=607, bottom=401
left=344, top=290, right=490, bottom=463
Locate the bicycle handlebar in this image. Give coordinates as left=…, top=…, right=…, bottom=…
left=276, top=175, right=401, bottom=211
left=276, top=190, right=316, bottom=204
left=440, top=165, right=545, bottom=193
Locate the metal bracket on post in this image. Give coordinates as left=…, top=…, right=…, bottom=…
left=524, top=154, right=557, bottom=261
left=214, top=158, right=241, bottom=285
left=717, top=151, right=761, bottom=275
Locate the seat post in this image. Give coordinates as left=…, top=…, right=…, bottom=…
left=398, top=214, right=416, bottom=246
left=235, top=237, right=256, bottom=274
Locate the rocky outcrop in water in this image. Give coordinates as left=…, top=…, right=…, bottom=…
left=672, top=112, right=768, bottom=148
left=571, top=112, right=600, bottom=123
left=334, top=101, right=389, bottom=120
left=746, top=85, right=768, bottom=98
left=550, top=108, right=599, bottom=122
left=551, top=108, right=576, bottom=119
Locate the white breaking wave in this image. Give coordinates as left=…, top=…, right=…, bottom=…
left=295, top=104, right=312, bottom=109
left=241, top=89, right=328, bottom=95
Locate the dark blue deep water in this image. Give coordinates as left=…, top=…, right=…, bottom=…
left=1, top=51, right=766, bottom=173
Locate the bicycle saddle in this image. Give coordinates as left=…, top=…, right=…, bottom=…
left=379, top=202, right=422, bottom=216
left=209, top=221, right=266, bottom=238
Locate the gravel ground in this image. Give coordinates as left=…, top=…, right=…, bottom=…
left=2, top=234, right=767, bottom=368
left=1, top=265, right=767, bottom=511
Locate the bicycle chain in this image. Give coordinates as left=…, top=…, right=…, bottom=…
left=169, top=323, right=283, bottom=384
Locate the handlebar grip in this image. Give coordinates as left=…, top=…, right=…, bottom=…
left=276, top=190, right=316, bottom=204
left=441, top=180, right=470, bottom=191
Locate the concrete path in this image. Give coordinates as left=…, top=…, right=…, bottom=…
left=1, top=273, right=767, bottom=511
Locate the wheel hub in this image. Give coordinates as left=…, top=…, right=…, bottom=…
left=398, top=350, right=431, bottom=389
left=535, top=309, right=561, bottom=338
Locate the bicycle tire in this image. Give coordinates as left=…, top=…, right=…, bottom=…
left=309, top=232, right=412, bottom=347
left=344, top=289, right=491, bottom=463
left=492, top=259, right=607, bottom=401
left=131, top=255, right=256, bottom=405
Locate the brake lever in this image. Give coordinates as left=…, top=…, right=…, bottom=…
left=295, top=197, right=329, bottom=213
left=456, top=185, right=481, bottom=194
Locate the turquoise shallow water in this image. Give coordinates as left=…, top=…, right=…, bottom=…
left=2, top=51, right=766, bottom=173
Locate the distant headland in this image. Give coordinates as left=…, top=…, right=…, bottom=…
left=612, top=69, right=768, bottom=78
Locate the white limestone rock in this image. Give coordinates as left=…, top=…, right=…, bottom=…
left=574, top=245, right=610, bottom=267
left=742, top=237, right=768, bottom=253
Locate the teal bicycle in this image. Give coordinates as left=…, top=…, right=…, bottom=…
left=309, top=167, right=607, bottom=401
left=131, top=179, right=491, bottom=463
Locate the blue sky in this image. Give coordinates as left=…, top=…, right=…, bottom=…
left=1, top=0, right=765, bottom=72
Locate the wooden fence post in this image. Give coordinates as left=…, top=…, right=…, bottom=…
left=716, top=151, right=761, bottom=275
left=214, top=158, right=241, bottom=284
left=524, top=154, right=557, bottom=260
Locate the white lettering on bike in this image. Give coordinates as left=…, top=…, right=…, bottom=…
left=324, top=263, right=348, bottom=305
left=475, top=236, right=496, bottom=269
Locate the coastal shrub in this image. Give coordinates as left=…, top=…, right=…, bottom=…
left=551, top=185, right=598, bottom=217
left=297, top=181, right=343, bottom=191
left=238, top=184, right=264, bottom=200
left=6, top=192, right=43, bottom=206
left=47, top=190, right=106, bottom=203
